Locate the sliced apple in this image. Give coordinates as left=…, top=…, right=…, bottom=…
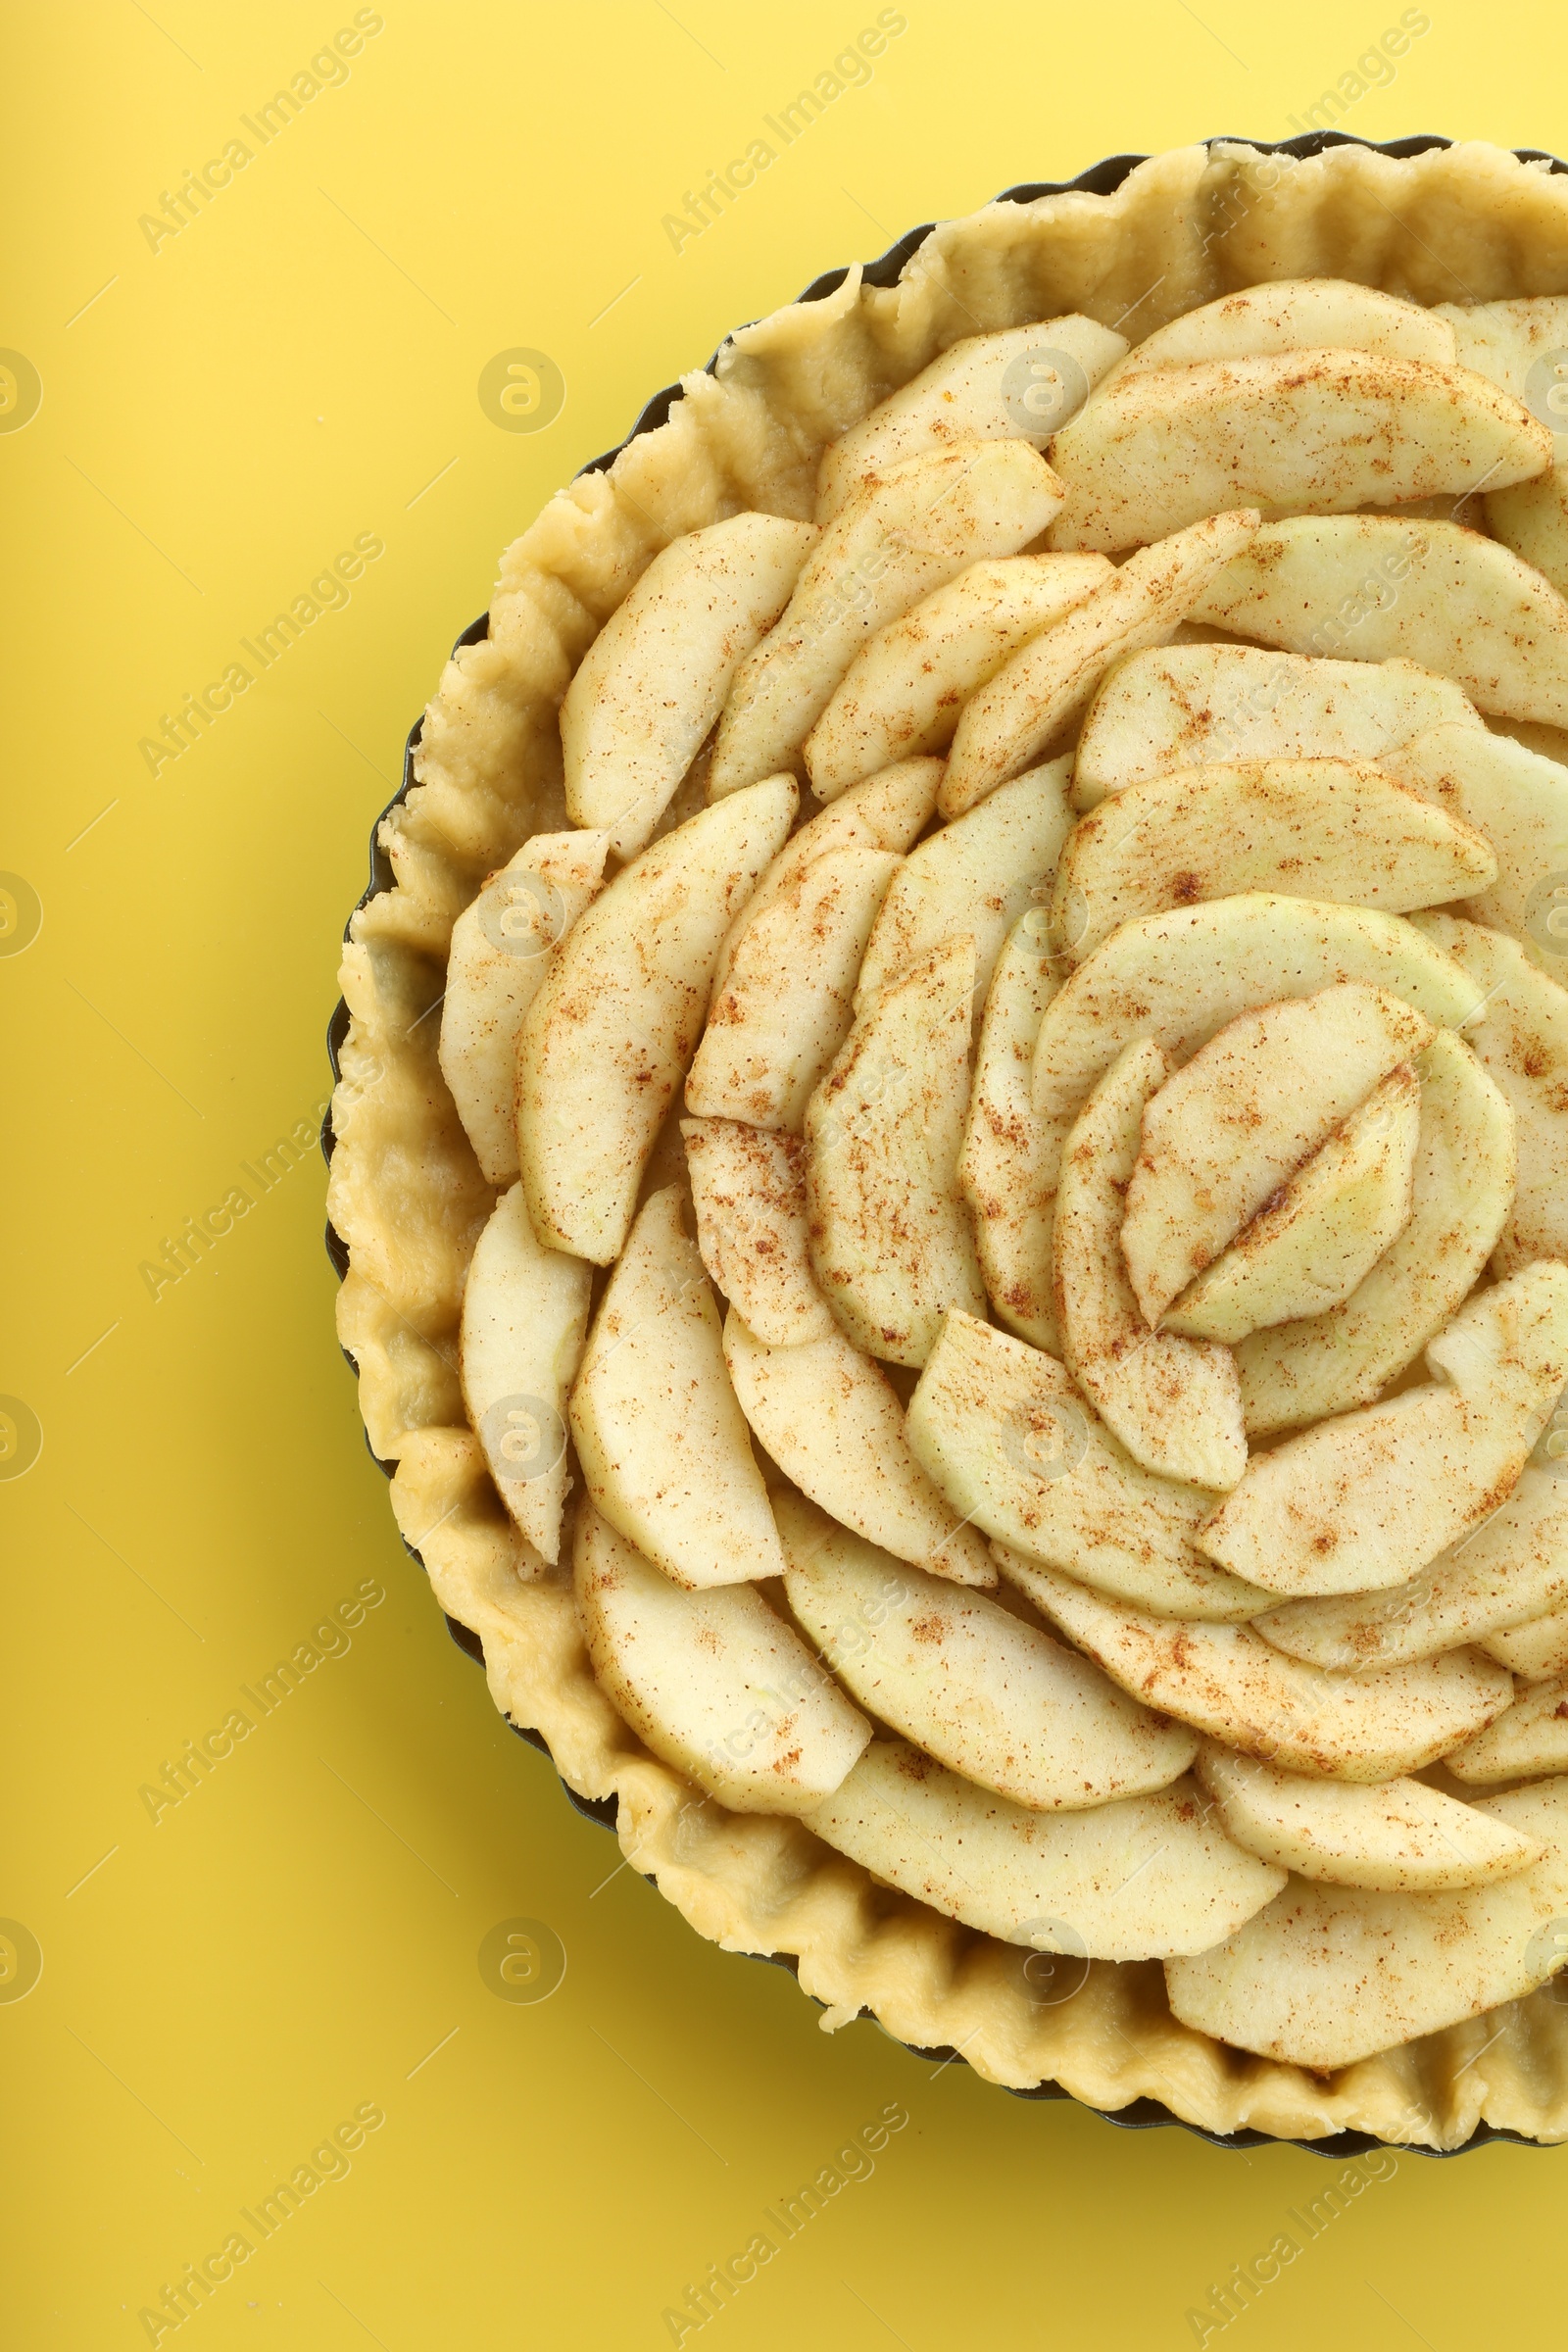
left=1109, top=279, right=1457, bottom=380
left=1005, top=1555, right=1513, bottom=1781
left=776, top=1491, right=1195, bottom=1809
left=801, top=1739, right=1284, bottom=1962
left=1200, top=1263, right=1568, bottom=1599
left=573, top=1504, right=869, bottom=1814
left=680, top=1117, right=836, bottom=1346
left=1166, top=1064, right=1421, bottom=1346
left=1447, top=1676, right=1568, bottom=1785
left=1164, top=1778, right=1568, bottom=2070
left=1053, top=760, right=1495, bottom=964
left=710, top=441, right=1063, bottom=797
left=1257, top=1466, right=1568, bottom=1673
left=1054, top=1040, right=1246, bottom=1491
left=814, top=317, right=1128, bottom=520
left=518, top=776, right=796, bottom=1263
left=941, top=510, right=1261, bottom=816
left=1121, top=983, right=1433, bottom=1330
left=722, top=1310, right=994, bottom=1589
left=906, top=1312, right=1269, bottom=1619
left=1046, top=351, right=1548, bottom=553
left=459, top=1183, right=592, bottom=1565
left=1072, top=643, right=1482, bottom=809
left=1486, top=1603, right=1568, bottom=1681
left=1190, top=515, right=1568, bottom=728
left=1439, top=295, right=1568, bottom=594
left=683, top=843, right=900, bottom=1132
left=438, top=829, right=610, bottom=1184
left=1488, top=466, right=1568, bottom=600
left=1381, top=723, right=1568, bottom=961
left=855, top=759, right=1074, bottom=1009
left=1195, top=1741, right=1542, bottom=1891
left=1410, top=911, right=1568, bottom=1275
left=567, top=1187, right=784, bottom=1589
left=805, top=933, right=985, bottom=1368
left=957, top=912, right=1061, bottom=1351
left=804, top=555, right=1112, bottom=798
left=561, top=512, right=817, bottom=855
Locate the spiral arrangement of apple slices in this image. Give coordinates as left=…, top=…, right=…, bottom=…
left=441, top=278, right=1568, bottom=2074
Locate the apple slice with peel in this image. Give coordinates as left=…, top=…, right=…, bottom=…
left=1121, top=982, right=1433, bottom=1330
left=681, top=1118, right=836, bottom=1347
left=568, top=1188, right=785, bottom=1589
left=1485, top=1604, right=1568, bottom=1681
left=518, top=774, right=796, bottom=1264
left=1190, top=516, right=1568, bottom=728
left=806, top=933, right=986, bottom=1368
left=573, top=1505, right=869, bottom=1814
left=710, top=441, right=1064, bottom=797
left=906, top=1311, right=1269, bottom=1619
left=776, top=1491, right=1195, bottom=1809
left=439, top=828, right=610, bottom=1185
left=855, top=759, right=1075, bottom=1010
left=1054, top=1039, right=1246, bottom=1491
left=1164, top=1777, right=1568, bottom=2071
left=814, top=317, right=1128, bottom=521
left=1072, top=644, right=1482, bottom=809
left=804, top=556, right=1111, bottom=799
left=941, top=509, right=1260, bottom=816
left=460, top=1183, right=592, bottom=1566
left=957, top=911, right=1061, bottom=1351
left=1447, top=1675, right=1568, bottom=1786
left=1106, top=279, right=1457, bottom=379
left=1410, top=912, right=1568, bottom=1275
left=1255, top=1466, right=1568, bottom=1674
left=1002, top=1553, right=1513, bottom=1781
left=800, top=1739, right=1285, bottom=1962
left=1236, top=1029, right=1515, bottom=1435
left=1052, top=759, right=1495, bottom=964
left=683, top=843, right=901, bottom=1132
left=723, top=1311, right=994, bottom=1588
left=1381, top=723, right=1568, bottom=964
left=1201, top=1262, right=1568, bottom=1599
left=1194, top=1741, right=1542, bottom=1891
left=1164, top=1063, right=1421, bottom=1346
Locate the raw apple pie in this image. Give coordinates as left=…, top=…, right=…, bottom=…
left=329, top=138, right=1568, bottom=2146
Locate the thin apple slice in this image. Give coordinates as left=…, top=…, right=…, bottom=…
left=941, top=510, right=1260, bottom=816
left=1121, top=983, right=1433, bottom=1330
left=459, top=1183, right=592, bottom=1565
left=1447, top=1675, right=1568, bottom=1785
left=680, top=1118, right=836, bottom=1346
left=723, top=1311, right=994, bottom=1589
left=1381, top=723, right=1568, bottom=961
left=1053, top=760, right=1495, bottom=964
left=568, top=1187, right=784, bottom=1589
left=1004, top=1555, right=1513, bottom=1781
left=906, top=1311, right=1269, bottom=1619
left=438, top=829, right=610, bottom=1184
left=1438, top=295, right=1568, bottom=594
left=1486, top=1604, right=1568, bottom=1680
left=814, top=318, right=1128, bottom=520
left=1072, top=644, right=1482, bottom=809
left=805, top=933, right=985, bottom=1368
left=1488, top=466, right=1568, bottom=600
left=1195, top=1741, right=1542, bottom=1891
left=684, top=843, right=900, bottom=1132
left=957, top=912, right=1061, bottom=1351
left=1256, top=1467, right=1568, bottom=1673
left=1164, top=1778, right=1568, bottom=2070
left=1165, top=1064, right=1421, bottom=1346
left=801, top=1739, right=1284, bottom=1962
left=574, top=1504, right=869, bottom=1814
left=1410, top=911, right=1568, bottom=1275
left=1200, top=1263, right=1568, bottom=1599
left=710, top=442, right=1063, bottom=797
left=776, top=1491, right=1195, bottom=1809
left=855, top=759, right=1074, bottom=1009
left=804, top=556, right=1112, bottom=798
left=1046, top=351, right=1547, bottom=553
left=518, top=776, right=796, bottom=1263
left=1108, top=279, right=1457, bottom=379
left=1054, top=1040, right=1246, bottom=1491
left=561, top=512, right=817, bottom=855
left=1190, top=515, right=1568, bottom=728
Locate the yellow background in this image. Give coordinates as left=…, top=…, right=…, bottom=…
left=5, top=4, right=1564, bottom=2344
